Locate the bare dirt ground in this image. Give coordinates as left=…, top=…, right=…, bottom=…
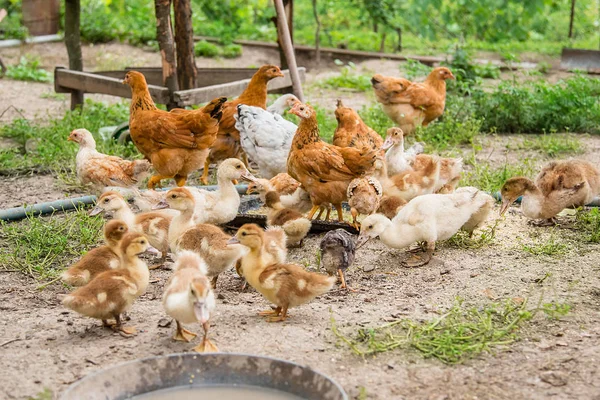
left=2, top=42, right=600, bottom=400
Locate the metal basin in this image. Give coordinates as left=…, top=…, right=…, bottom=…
left=61, top=353, right=347, bottom=400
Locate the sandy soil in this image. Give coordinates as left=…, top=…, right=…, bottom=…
left=1, top=42, right=599, bottom=400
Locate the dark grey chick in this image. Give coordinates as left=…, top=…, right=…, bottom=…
left=320, top=229, right=356, bottom=290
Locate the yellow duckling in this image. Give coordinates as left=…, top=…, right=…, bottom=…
left=162, top=251, right=218, bottom=353
left=61, top=220, right=128, bottom=286
left=62, top=233, right=154, bottom=335
left=229, top=224, right=336, bottom=322
left=500, top=159, right=600, bottom=226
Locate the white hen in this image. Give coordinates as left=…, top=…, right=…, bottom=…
left=236, top=99, right=298, bottom=179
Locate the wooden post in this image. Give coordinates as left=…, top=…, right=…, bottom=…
left=569, top=0, right=576, bottom=38
left=274, top=0, right=304, bottom=101
left=273, top=0, right=293, bottom=70
left=173, top=0, right=197, bottom=90
left=311, top=0, right=321, bottom=67
left=64, top=0, right=84, bottom=110
left=154, top=0, right=178, bottom=109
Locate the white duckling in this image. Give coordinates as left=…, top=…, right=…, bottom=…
left=381, top=127, right=425, bottom=175
left=357, top=187, right=494, bottom=266
left=162, top=251, right=218, bottom=352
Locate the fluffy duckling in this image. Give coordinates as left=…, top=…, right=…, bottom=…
left=347, top=177, right=383, bottom=229
left=320, top=229, right=356, bottom=290
left=162, top=251, right=218, bottom=352
left=162, top=187, right=247, bottom=288
left=373, top=154, right=440, bottom=202
left=68, top=129, right=152, bottom=192
left=264, top=191, right=311, bottom=247
left=246, top=173, right=300, bottom=200
left=357, top=188, right=493, bottom=267
left=61, top=220, right=128, bottom=286
left=377, top=195, right=407, bottom=219
left=183, top=158, right=256, bottom=225
left=413, top=154, right=462, bottom=193
left=500, top=160, right=600, bottom=226
left=62, top=233, right=154, bottom=334
left=230, top=224, right=336, bottom=322
left=246, top=179, right=328, bottom=218
left=381, top=127, right=425, bottom=175
left=91, top=191, right=172, bottom=268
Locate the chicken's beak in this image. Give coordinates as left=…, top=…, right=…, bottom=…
left=67, top=136, right=74, bottom=142
left=499, top=198, right=513, bottom=216
left=241, top=171, right=257, bottom=183
left=89, top=206, right=104, bottom=216
left=246, top=187, right=256, bottom=195
left=122, top=77, right=129, bottom=85
left=153, top=200, right=170, bottom=210
left=448, top=72, right=456, bottom=80
left=275, top=70, right=285, bottom=78
left=227, top=237, right=240, bottom=245
left=356, top=234, right=371, bottom=249
left=381, top=137, right=394, bottom=150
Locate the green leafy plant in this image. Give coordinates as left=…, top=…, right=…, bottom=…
left=517, top=133, right=584, bottom=158
left=519, top=232, right=568, bottom=257
left=5, top=56, right=52, bottom=83
left=541, top=302, right=571, bottom=320
left=194, top=40, right=221, bottom=57
left=460, top=159, right=536, bottom=193
left=575, top=208, right=600, bottom=243
left=318, top=63, right=372, bottom=92
left=445, top=218, right=500, bottom=249
left=221, top=43, right=243, bottom=58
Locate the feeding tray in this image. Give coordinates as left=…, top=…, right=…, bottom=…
left=60, top=352, right=347, bottom=400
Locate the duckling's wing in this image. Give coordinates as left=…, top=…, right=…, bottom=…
left=258, top=264, right=292, bottom=289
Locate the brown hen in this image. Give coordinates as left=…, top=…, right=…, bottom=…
left=123, top=71, right=226, bottom=189
left=199, top=65, right=285, bottom=185
left=333, top=99, right=383, bottom=153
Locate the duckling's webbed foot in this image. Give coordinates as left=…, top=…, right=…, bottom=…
left=267, top=306, right=288, bottom=322
left=193, top=322, right=219, bottom=353
left=174, top=321, right=197, bottom=342
left=113, top=314, right=136, bottom=336
left=529, top=218, right=557, bottom=227
left=258, top=306, right=281, bottom=317
left=404, top=243, right=434, bottom=268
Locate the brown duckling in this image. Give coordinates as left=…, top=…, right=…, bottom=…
left=264, top=191, right=311, bottom=247
left=61, top=220, right=128, bottom=286
left=162, top=251, right=218, bottom=352
left=347, top=176, right=383, bottom=229
left=229, top=224, right=335, bottom=322
left=320, top=229, right=356, bottom=290
left=500, top=160, right=600, bottom=226
left=62, top=233, right=154, bottom=335
left=377, top=195, right=407, bottom=219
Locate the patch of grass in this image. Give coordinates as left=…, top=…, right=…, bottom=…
left=194, top=40, right=221, bottom=57
left=282, top=104, right=337, bottom=143
left=445, top=219, right=500, bottom=249
left=542, top=302, right=571, bottom=320
left=0, top=208, right=104, bottom=282
left=461, top=159, right=536, bottom=193
left=28, top=388, right=53, bottom=400
left=575, top=208, right=600, bottom=243
left=358, top=104, right=390, bottom=137
left=6, top=56, right=52, bottom=83
left=415, top=113, right=482, bottom=153
left=516, top=133, right=584, bottom=158
left=318, top=63, right=372, bottom=92
left=519, top=232, right=568, bottom=257
left=0, top=100, right=138, bottom=175
left=40, top=92, right=66, bottom=101
left=332, top=298, right=533, bottom=364
left=401, top=59, right=432, bottom=80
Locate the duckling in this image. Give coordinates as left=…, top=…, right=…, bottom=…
left=62, top=233, right=154, bottom=335
left=373, top=153, right=440, bottom=202
left=246, top=173, right=300, bottom=200
left=264, top=191, right=311, bottom=247
left=319, top=229, right=356, bottom=290
left=162, top=251, right=218, bottom=352
left=377, top=195, right=407, bottom=219
left=413, top=154, right=462, bottom=193
left=381, top=127, right=425, bottom=175
left=162, top=187, right=247, bottom=288
left=230, top=224, right=336, bottom=322
left=183, top=158, right=257, bottom=225
left=500, top=160, right=600, bottom=226
left=90, top=191, right=172, bottom=269
left=61, top=220, right=129, bottom=286
left=357, top=188, right=494, bottom=267
left=347, top=177, right=383, bottom=229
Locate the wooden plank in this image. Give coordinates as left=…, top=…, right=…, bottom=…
left=173, top=68, right=305, bottom=106
left=54, top=68, right=171, bottom=104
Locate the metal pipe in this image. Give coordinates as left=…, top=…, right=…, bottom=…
left=0, top=184, right=249, bottom=222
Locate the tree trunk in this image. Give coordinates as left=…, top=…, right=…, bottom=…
left=173, top=0, right=197, bottom=90
left=64, top=0, right=83, bottom=110
left=379, top=32, right=386, bottom=53
left=154, top=0, right=178, bottom=109
left=311, top=0, right=321, bottom=67
left=569, top=0, right=576, bottom=38
left=395, top=27, right=402, bottom=52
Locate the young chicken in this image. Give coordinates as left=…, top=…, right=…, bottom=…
left=267, top=93, right=300, bottom=115
left=90, top=191, right=172, bottom=268
left=264, top=191, right=311, bottom=247
left=372, top=67, right=455, bottom=134
left=287, top=102, right=377, bottom=222
left=357, top=188, right=494, bottom=267
left=162, top=251, right=218, bottom=352
left=500, top=159, right=600, bottom=226
left=347, top=176, right=383, bottom=229
left=62, top=233, right=153, bottom=335
left=381, top=127, right=425, bottom=175
left=377, top=195, right=407, bottom=219
left=200, top=65, right=285, bottom=185
left=161, top=187, right=248, bottom=288
left=230, top=224, right=336, bottom=322
left=123, top=70, right=226, bottom=189
left=320, top=229, right=356, bottom=290
left=61, top=220, right=128, bottom=286
left=68, top=129, right=151, bottom=192
left=333, top=99, right=383, bottom=153
left=373, top=153, right=440, bottom=202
